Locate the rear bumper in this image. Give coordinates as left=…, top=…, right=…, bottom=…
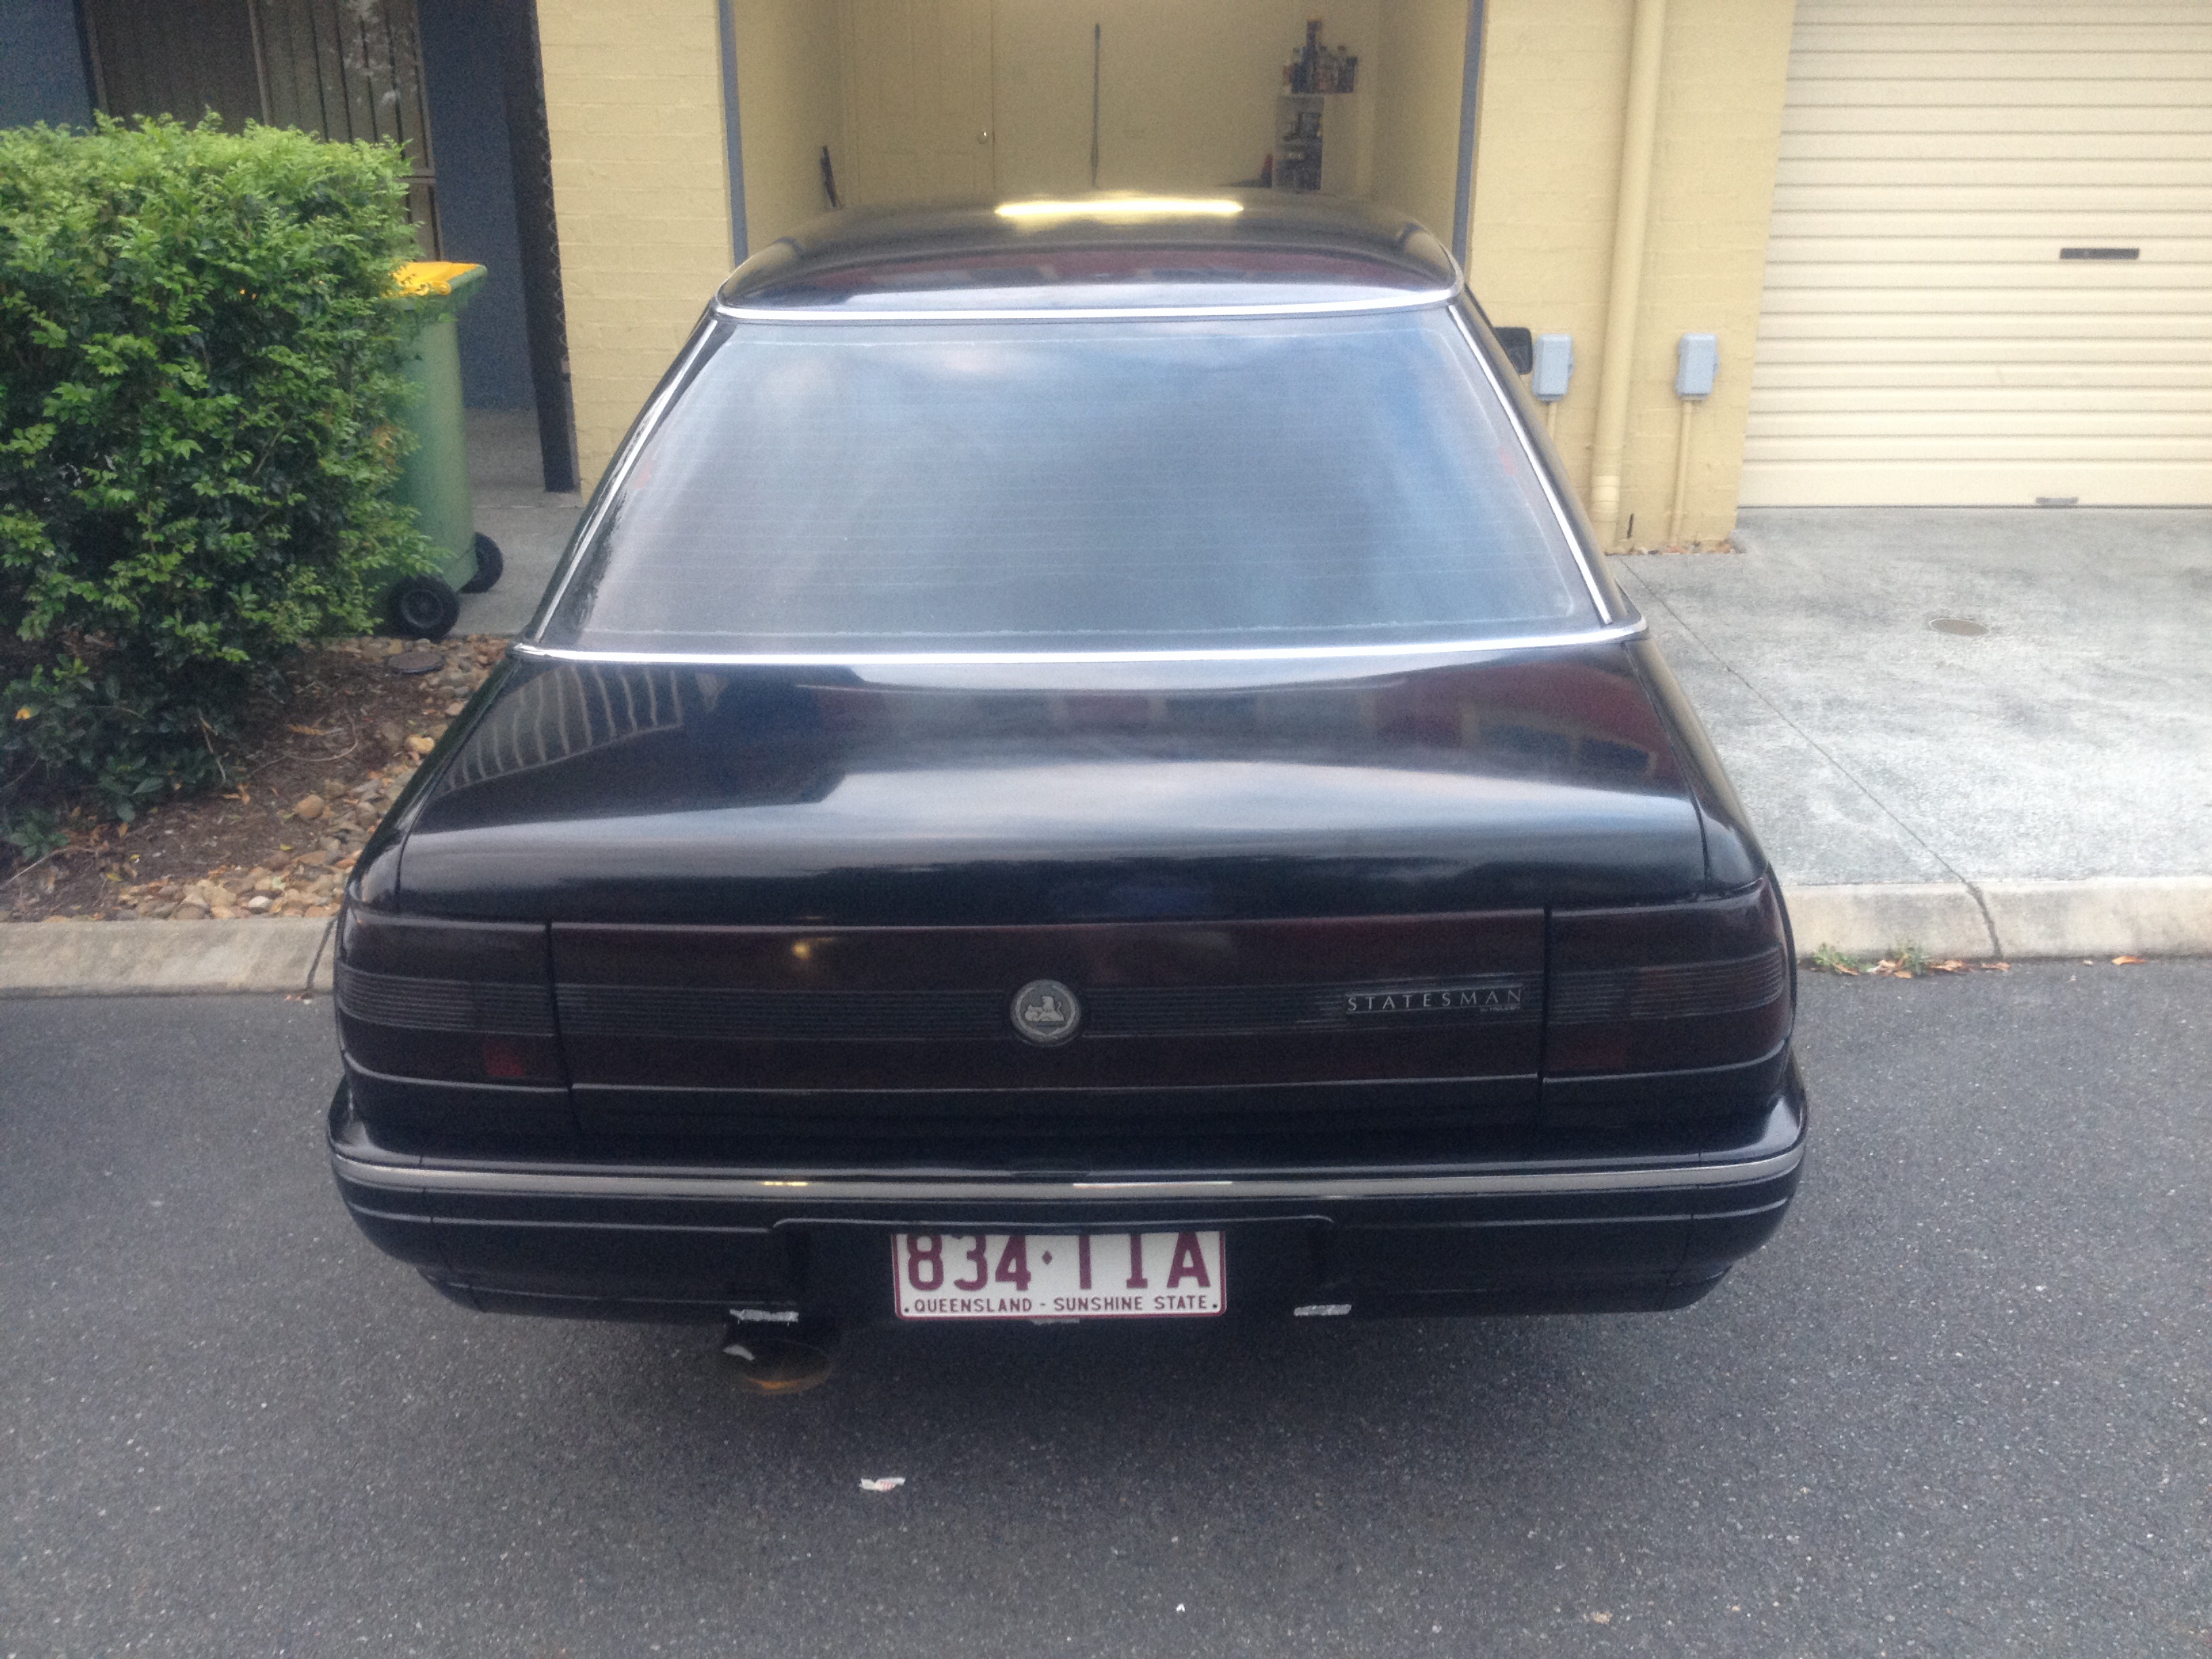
left=329, top=1061, right=1806, bottom=1323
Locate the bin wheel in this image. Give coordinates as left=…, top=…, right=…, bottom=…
left=459, top=531, right=503, bottom=594
left=387, top=573, right=462, bottom=641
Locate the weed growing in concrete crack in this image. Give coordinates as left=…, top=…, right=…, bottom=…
left=1886, top=941, right=1932, bottom=977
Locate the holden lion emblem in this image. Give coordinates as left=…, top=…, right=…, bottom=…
left=1010, top=979, right=1082, bottom=1046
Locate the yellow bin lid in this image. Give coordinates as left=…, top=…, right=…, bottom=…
left=392, top=261, right=486, bottom=297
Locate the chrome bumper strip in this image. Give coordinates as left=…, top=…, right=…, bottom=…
left=330, top=1136, right=1801, bottom=1206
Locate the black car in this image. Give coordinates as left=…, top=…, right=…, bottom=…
left=330, top=193, right=1803, bottom=1375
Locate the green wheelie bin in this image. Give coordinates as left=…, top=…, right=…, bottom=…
left=380, top=260, right=502, bottom=640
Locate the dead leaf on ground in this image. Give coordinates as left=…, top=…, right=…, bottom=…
left=2112, top=955, right=2147, bottom=965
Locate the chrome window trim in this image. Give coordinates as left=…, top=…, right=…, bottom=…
left=710, top=287, right=1460, bottom=323
left=527, top=282, right=1643, bottom=663
left=509, top=619, right=1644, bottom=670
left=531, top=321, right=724, bottom=634
left=331, top=1134, right=1801, bottom=1204
left=1443, top=302, right=1620, bottom=626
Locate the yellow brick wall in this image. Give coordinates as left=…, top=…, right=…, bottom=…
left=538, top=0, right=737, bottom=487
left=1368, top=0, right=1468, bottom=243
left=731, top=0, right=843, bottom=254
left=1469, top=0, right=1795, bottom=548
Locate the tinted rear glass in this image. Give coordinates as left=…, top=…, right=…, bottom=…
left=539, top=309, right=1597, bottom=656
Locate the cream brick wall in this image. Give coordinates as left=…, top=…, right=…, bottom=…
left=1368, top=0, right=1467, bottom=242
left=731, top=0, right=844, bottom=255
left=1469, top=0, right=1795, bottom=547
left=538, top=0, right=736, bottom=487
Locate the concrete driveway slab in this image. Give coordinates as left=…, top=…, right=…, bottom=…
left=455, top=408, right=581, bottom=638
left=1641, top=611, right=1958, bottom=886
left=1614, top=508, right=2212, bottom=888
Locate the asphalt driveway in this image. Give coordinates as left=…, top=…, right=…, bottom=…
left=3, top=964, right=2206, bottom=1656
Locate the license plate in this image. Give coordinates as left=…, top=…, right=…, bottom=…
left=893, top=1231, right=1226, bottom=1321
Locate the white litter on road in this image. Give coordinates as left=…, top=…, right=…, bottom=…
left=859, top=1477, right=906, bottom=1492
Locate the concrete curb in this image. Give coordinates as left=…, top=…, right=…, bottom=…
left=0, top=916, right=335, bottom=997
left=1783, top=877, right=2212, bottom=962
left=1783, top=883, right=1994, bottom=962
left=1973, top=877, right=2212, bottom=960
left=1, top=878, right=2207, bottom=996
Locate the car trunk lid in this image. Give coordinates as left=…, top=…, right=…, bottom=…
left=389, top=648, right=1711, bottom=1160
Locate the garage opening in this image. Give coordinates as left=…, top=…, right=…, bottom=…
left=722, top=0, right=1479, bottom=264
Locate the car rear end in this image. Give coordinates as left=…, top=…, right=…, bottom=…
left=329, top=655, right=1803, bottom=1326
left=331, top=892, right=1800, bottom=1324
left=328, top=194, right=1803, bottom=1330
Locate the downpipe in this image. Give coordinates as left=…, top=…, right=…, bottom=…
left=1587, top=0, right=1668, bottom=550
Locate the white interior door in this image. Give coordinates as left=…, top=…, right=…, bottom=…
left=839, top=0, right=996, bottom=206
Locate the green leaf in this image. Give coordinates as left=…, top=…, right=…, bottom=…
left=1, top=115, right=430, bottom=820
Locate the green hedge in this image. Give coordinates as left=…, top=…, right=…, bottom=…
left=0, top=115, right=435, bottom=827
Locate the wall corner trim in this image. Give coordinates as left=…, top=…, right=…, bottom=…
left=716, top=0, right=749, bottom=267
left=1450, top=0, right=1487, bottom=264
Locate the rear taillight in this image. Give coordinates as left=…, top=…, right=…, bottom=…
left=335, top=907, right=562, bottom=1086
left=1543, top=880, right=1792, bottom=1122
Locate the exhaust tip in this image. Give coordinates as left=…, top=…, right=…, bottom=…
left=721, top=1318, right=838, bottom=1394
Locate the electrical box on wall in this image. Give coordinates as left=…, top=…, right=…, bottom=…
left=1676, top=333, right=1718, bottom=399
left=1531, top=333, right=1574, bottom=402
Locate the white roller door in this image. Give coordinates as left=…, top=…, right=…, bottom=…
left=1741, top=1, right=2212, bottom=506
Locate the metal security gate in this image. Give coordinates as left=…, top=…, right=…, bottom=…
left=1742, top=0, right=2212, bottom=506
left=83, top=0, right=441, bottom=251
left=82, top=0, right=579, bottom=493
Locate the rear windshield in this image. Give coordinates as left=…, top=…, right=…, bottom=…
left=537, top=308, right=1598, bottom=657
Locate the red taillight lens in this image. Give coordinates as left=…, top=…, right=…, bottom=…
left=335, top=907, right=562, bottom=1086
left=1544, top=880, right=1791, bottom=1120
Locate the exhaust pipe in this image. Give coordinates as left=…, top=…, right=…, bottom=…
left=721, top=1309, right=838, bottom=1394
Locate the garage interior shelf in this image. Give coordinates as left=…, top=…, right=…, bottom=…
left=1273, top=91, right=1361, bottom=197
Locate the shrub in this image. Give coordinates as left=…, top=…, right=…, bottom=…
left=0, top=115, right=436, bottom=823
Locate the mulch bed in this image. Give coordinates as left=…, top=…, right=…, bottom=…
left=2, top=635, right=506, bottom=924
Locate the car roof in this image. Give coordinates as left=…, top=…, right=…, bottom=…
left=716, top=192, right=1460, bottom=315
